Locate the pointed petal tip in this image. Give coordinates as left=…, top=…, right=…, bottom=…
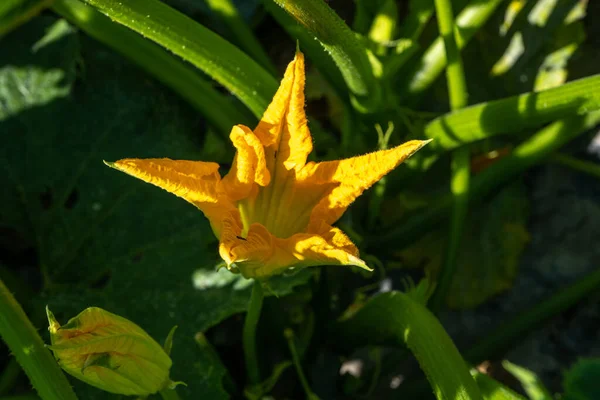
left=350, top=256, right=373, bottom=272
left=103, top=160, right=116, bottom=168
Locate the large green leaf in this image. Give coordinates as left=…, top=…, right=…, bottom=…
left=395, top=183, right=530, bottom=309
left=0, top=18, right=309, bottom=399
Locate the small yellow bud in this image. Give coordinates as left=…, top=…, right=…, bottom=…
left=46, top=306, right=172, bottom=396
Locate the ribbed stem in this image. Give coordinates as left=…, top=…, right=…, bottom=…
left=429, top=0, right=470, bottom=313
left=243, top=280, right=264, bottom=384
left=0, top=279, right=78, bottom=400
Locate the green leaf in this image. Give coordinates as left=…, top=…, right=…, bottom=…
left=424, top=74, right=600, bottom=151
left=52, top=0, right=255, bottom=134
left=0, top=18, right=309, bottom=399
left=397, top=183, right=530, bottom=309
left=502, top=360, right=552, bottom=400
left=78, top=0, right=278, bottom=118
left=563, top=358, right=600, bottom=400
left=335, top=287, right=483, bottom=400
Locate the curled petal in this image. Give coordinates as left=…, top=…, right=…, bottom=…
left=221, top=125, right=270, bottom=200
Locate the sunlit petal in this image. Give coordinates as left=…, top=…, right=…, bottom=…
left=219, top=218, right=370, bottom=279
left=298, top=140, right=431, bottom=227
left=105, top=158, right=236, bottom=236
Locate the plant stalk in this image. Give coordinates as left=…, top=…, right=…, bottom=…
left=0, top=279, right=78, bottom=400
left=243, top=280, right=264, bottom=384
left=429, top=0, right=470, bottom=313
left=271, top=0, right=380, bottom=112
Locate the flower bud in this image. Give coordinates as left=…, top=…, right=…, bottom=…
left=46, top=306, right=172, bottom=396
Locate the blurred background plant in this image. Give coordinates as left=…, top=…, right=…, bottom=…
left=1, top=0, right=599, bottom=399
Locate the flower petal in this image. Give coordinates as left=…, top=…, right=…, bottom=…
left=298, top=140, right=431, bottom=227
left=254, top=50, right=312, bottom=173
left=221, top=125, right=270, bottom=201
left=218, top=217, right=370, bottom=279
left=105, top=158, right=236, bottom=236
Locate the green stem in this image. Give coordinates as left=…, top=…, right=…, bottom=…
left=243, top=280, right=264, bottom=385
left=429, top=0, right=470, bottom=313
left=284, top=329, right=317, bottom=400
left=52, top=0, right=254, bottom=134
left=398, top=0, right=504, bottom=104
left=552, top=153, right=600, bottom=179
left=205, top=0, right=277, bottom=76
left=367, top=111, right=600, bottom=251
left=271, top=0, right=380, bottom=112
left=78, top=0, right=278, bottom=118
left=262, top=0, right=347, bottom=101
left=0, top=279, right=78, bottom=400
left=425, top=73, right=600, bottom=151
left=465, top=265, right=600, bottom=364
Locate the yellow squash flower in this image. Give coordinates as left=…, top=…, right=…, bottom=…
left=106, top=51, right=429, bottom=279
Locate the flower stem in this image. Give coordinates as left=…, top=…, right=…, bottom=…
left=0, top=278, right=78, bottom=400
left=243, top=280, right=264, bottom=385
left=284, top=329, right=318, bottom=400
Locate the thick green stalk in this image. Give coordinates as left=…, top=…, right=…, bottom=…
left=367, top=111, right=600, bottom=251
left=262, top=0, right=347, bottom=101
left=52, top=0, right=254, bottom=134
left=271, top=0, right=380, bottom=111
left=79, top=0, right=278, bottom=118
left=398, top=0, right=504, bottom=104
left=0, top=279, right=78, bottom=400
left=205, top=0, right=277, bottom=76
left=429, top=0, right=470, bottom=313
left=243, top=280, right=264, bottom=384
left=336, top=291, right=483, bottom=400
left=465, top=265, right=600, bottom=364
left=425, top=74, right=600, bottom=150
